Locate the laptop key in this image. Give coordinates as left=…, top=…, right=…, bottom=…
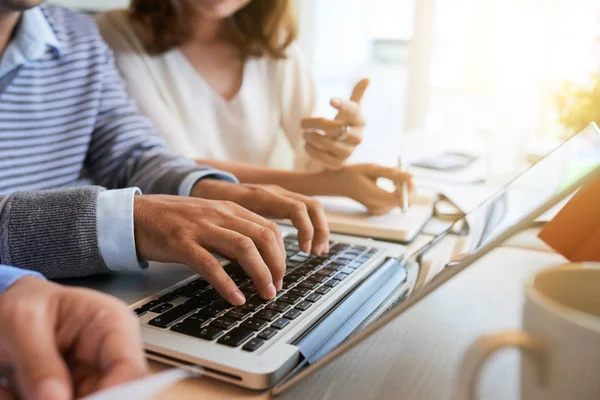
left=171, top=324, right=224, bottom=341
left=271, top=318, right=290, bottom=330
left=133, top=308, right=146, bottom=317
left=325, top=279, right=340, bottom=288
left=258, top=327, right=278, bottom=340
left=240, top=298, right=263, bottom=312
left=210, top=317, right=237, bottom=330
left=199, top=303, right=229, bottom=318
left=334, top=273, right=348, bottom=281
left=278, top=294, right=301, bottom=305
left=283, top=309, right=302, bottom=320
left=240, top=283, right=257, bottom=295
left=182, top=313, right=209, bottom=326
left=158, top=292, right=178, bottom=303
left=266, top=301, right=291, bottom=313
left=297, top=280, right=319, bottom=290
left=305, top=293, right=322, bottom=303
left=254, top=309, right=280, bottom=322
left=225, top=309, right=252, bottom=321
left=141, top=300, right=161, bottom=311
left=315, top=268, right=336, bottom=277
left=242, top=338, right=265, bottom=352
left=316, top=286, right=331, bottom=295
left=185, top=295, right=212, bottom=307
left=240, top=318, right=269, bottom=331
left=328, top=263, right=346, bottom=271
left=288, top=286, right=310, bottom=297
left=294, top=267, right=313, bottom=276
left=347, top=261, right=362, bottom=269
left=295, top=301, right=312, bottom=311
left=150, top=303, right=173, bottom=313
left=306, top=274, right=328, bottom=284
left=218, top=327, right=255, bottom=347
left=148, top=304, right=198, bottom=328
left=341, top=267, right=355, bottom=275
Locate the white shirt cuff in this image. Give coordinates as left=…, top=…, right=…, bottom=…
left=97, top=188, right=145, bottom=272
left=178, top=170, right=239, bottom=197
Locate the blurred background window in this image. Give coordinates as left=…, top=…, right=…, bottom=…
left=52, top=0, right=600, bottom=177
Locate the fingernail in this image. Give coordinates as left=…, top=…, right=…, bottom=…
left=264, top=283, right=277, bottom=299
left=35, top=378, right=70, bottom=400
left=275, top=280, right=283, bottom=291
left=319, top=243, right=327, bottom=255
left=230, top=290, right=246, bottom=306
left=331, top=98, right=342, bottom=107
left=304, top=240, right=312, bottom=253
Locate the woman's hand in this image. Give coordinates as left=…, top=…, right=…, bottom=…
left=301, top=79, right=370, bottom=170
left=325, top=163, right=414, bottom=215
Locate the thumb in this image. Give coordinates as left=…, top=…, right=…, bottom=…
left=9, top=318, right=71, bottom=400
left=349, top=78, right=370, bottom=104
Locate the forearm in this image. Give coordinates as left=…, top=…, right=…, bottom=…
left=194, top=159, right=337, bottom=195
left=0, top=187, right=109, bottom=279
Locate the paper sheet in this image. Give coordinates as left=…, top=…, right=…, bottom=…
left=81, top=368, right=198, bottom=400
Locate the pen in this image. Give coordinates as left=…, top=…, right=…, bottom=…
left=397, top=157, right=409, bottom=214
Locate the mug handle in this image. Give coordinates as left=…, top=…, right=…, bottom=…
left=453, top=331, right=547, bottom=400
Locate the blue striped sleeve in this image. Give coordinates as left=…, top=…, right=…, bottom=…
left=0, top=265, right=46, bottom=294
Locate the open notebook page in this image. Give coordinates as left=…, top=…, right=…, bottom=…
left=316, top=192, right=437, bottom=243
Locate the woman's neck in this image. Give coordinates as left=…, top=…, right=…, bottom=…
left=190, top=16, right=229, bottom=44
left=0, top=11, right=20, bottom=57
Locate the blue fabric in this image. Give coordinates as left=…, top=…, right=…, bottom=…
left=178, top=170, right=239, bottom=196
left=0, top=7, right=61, bottom=79
left=0, top=265, right=45, bottom=294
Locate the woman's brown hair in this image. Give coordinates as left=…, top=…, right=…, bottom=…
left=129, top=0, right=298, bottom=58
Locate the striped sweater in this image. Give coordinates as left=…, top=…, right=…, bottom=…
left=0, top=5, right=227, bottom=278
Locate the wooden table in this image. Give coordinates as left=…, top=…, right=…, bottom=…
left=72, top=242, right=566, bottom=399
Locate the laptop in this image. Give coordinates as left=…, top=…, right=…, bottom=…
left=129, top=123, right=600, bottom=392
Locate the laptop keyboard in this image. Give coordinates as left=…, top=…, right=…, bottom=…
left=134, top=235, right=380, bottom=353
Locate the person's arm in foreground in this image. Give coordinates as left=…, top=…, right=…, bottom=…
left=0, top=265, right=147, bottom=400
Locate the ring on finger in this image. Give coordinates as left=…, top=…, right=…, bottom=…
left=334, top=125, right=351, bottom=142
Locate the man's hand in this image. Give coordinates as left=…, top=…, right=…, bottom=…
left=0, top=277, right=147, bottom=400
left=192, top=180, right=330, bottom=255
left=301, top=79, right=369, bottom=170
left=134, top=195, right=288, bottom=305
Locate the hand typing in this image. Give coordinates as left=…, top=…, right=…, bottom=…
left=134, top=194, right=287, bottom=306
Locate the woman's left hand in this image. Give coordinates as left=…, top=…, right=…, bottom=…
left=322, top=163, right=415, bottom=215
left=301, top=79, right=370, bottom=170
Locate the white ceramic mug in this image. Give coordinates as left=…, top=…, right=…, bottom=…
left=454, top=264, right=600, bottom=400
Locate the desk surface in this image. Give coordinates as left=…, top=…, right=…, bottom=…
left=70, top=244, right=566, bottom=400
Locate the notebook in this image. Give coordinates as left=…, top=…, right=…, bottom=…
left=316, top=192, right=438, bottom=243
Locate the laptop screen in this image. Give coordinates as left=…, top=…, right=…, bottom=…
left=454, top=122, right=600, bottom=259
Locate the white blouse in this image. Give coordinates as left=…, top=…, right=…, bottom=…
left=96, top=10, right=316, bottom=170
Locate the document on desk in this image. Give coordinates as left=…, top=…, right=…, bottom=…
left=81, top=368, right=197, bottom=400
left=316, top=193, right=437, bottom=243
